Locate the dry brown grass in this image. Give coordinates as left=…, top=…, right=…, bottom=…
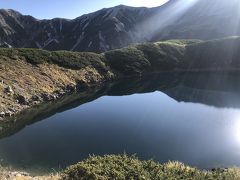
left=0, top=165, right=60, bottom=180
left=0, top=56, right=112, bottom=115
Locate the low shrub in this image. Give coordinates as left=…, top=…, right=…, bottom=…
left=104, top=47, right=150, bottom=75
left=136, top=42, right=185, bottom=71
left=62, top=155, right=240, bottom=180
left=0, top=48, right=108, bottom=72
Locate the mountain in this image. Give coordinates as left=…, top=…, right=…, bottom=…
left=0, top=6, right=158, bottom=52
left=1, top=36, right=240, bottom=121
left=151, top=0, right=240, bottom=40
left=1, top=0, right=240, bottom=52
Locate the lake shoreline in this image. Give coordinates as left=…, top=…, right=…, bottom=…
left=2, top=69, right=240, bottom=123
left=2, top=37, right=240, bottom=123
left=1, top=155, right=240, bottom=180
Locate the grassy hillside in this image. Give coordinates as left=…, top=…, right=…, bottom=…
left=1, top=37, right=240, bottom=120
left=184, top=36, right=240, bottom=69
left=1, top=37, right=239, bottom=76
left=105, top=37, right=240, bottom=74
left=0, top=49, right=108, bottom=71
left=0, top=49, right=114, bottom=119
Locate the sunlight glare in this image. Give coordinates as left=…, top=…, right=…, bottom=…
left=123, top=0, right=169, bottom=7
left=137, top=0, right=200, bottom=40
left=233, top=118, right=240, bottom=144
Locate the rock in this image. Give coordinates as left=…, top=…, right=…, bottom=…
left=8, top=108, right=17, bottom=113
left=16, top=173, right=22, bottom=177
left=58, top=90, right=65, bottom=96
left=52, top=94, right=57, bottom=100
left=0, top=127, right=3, bottom=131
left=41, top=93, right=51, bottom=101
left=16, top=95, right=28, bottom=105
left=32, top=95, right=42, bottom=102
left=0, top=112, right=5, bottom=117
left=5, top=111, right=13, bottom=117
left=76, top=80, right=88, bottom=90
left=211, top=168, right=226, bottom=172
left=5, top=85, right=13, bottom=94
left=41, top=93, right=56, bottom=101
left=66, top=84, right=76, bottom=92
left=19, top=172, right=29, bottom=176
left=33, top=101, right=39, bottom=105
left=0, top=42, right=12, bottom=48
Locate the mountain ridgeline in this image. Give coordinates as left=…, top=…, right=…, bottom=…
left=0, top=6, right=157, bottom=52
left=1, top=0, right=240, bottom=52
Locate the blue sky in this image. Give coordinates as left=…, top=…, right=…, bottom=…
left=1, top=0, right=168, bottom=19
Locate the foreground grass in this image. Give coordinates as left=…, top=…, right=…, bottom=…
left=61, top=155, right=240, bottom=180
left=1, top=155, right=240, bottom=179
left=0, top=166, right=59, bottom=180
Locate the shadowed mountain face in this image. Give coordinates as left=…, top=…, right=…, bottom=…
left=1, top=0, right=240, bottom=52
left=152, top=0, right=240, bottom=40
left=0, top=6, right=157, bottom=52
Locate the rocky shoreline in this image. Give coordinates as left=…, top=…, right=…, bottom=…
left=0, top=79, right=117, bottom=135
left=0, top=52, right=116, bottom=124
left=0, top=82, right=90, bottom=120
left=2, top=37, right=240, bottom=125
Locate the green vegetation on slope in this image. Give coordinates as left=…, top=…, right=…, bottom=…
left=1, top=37, right=240, bottom=77
left=135, top=42, right=185, bottom=71
left=0, top=48, right=108, bottom=71
left=62, top=155, right=240, bottom=180
left=104, top=36, right=240, bottom=74
left=103, top=40, right=194, bottom=75
left=1, top=37, right=240, bottom=119
left=104, top=47, right=150, bottom=75
left=0, top=49, right=114, bottom=117
left=184, top=36, right=240, bottom=69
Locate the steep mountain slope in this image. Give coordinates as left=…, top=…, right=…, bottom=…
left=152, top=0, right=240, bottom=40
left=1, top=0, right=240, bottom=52
left=0, top=6, right=157, bottom=52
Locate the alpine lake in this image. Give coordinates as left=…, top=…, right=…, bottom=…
left=1, top=72, right=240, bottom=174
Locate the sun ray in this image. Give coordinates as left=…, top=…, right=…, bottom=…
left=137, top=0, right=200, bottom=41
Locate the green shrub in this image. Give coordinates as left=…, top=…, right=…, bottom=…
left=62, top=155, right=240, bottom=180
left=165, top=39, right=202, bottom=45
left=2, top=36, right=240, bottom=75
left=18, top=48, right=52, bottom=64
left=104, top=47, right=150, bottom=75
left=50, top=51, right=108, bottom=71
left=135, top=42, right=185, bottom=71
left=0, top=48, right=108, bottom=72
left=0, top=48, right=18, bottom=59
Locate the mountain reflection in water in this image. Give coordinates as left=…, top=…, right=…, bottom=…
left=0, top=72, right=240, bottom=173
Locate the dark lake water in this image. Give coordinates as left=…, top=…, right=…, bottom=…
left=1, top=72, right=240, bottom=173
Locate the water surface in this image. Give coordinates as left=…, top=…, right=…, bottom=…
left=1, top=73, right=240, bottom=173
